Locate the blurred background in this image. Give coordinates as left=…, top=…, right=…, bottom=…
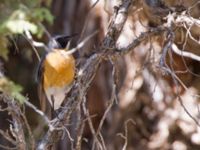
left=0, top=0, right=200, bottom=149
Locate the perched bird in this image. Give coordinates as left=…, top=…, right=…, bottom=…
left=37, top=35, right=76, bottom=117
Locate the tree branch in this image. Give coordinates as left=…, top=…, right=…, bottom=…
left=37, top=0, right=133, bottom=149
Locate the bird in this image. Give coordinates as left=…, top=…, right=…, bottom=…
left=37, top=35, right=76, bottom=117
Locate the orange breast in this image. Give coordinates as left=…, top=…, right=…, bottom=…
left=43, top=50, right=75, bottom=89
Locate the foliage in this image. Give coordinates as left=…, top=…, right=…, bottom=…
left=0, top=0, right=53, bottom=60
left=0, top=0, right=53, bottom=103
left=0, top=76, right=25, bottom=103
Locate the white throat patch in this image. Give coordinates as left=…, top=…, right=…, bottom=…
left=45, top=85, right=71, bottom=110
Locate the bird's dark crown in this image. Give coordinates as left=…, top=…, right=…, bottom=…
left=48, top=34, right=78, bottom=49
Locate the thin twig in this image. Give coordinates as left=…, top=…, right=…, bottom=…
left=24, top=100, right=50, bottom=124
left=23, top=28, right=48, bottom=60
left=21, top=112, right=35, bottom=150
left=116, top=27, right=167, bottom=54
left=120, top=119, right=136, bottom=150
left=0, top=144, right=17, bottom=150
left=78, top=0, right=100, bottom=42
left=0, top=129, right=16, bottom=145
left=75, top=117, right=85, bottom=150
left=94, top=59, right=117, bottom=149
left=159, top=31, right=174, bottom=67
left=82, top=97, right=103, bottom=150
left=171, top=43, right=200, bottom=62
left=65, top=30, right=99, bottom=55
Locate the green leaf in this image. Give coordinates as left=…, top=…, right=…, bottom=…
left=5, top=19, right=38, bottom=34
left=1, top=8, right=38, bottom=34
left=31, top=8, right=54, bottom=24
left=0, top=77, right=25, bottom=103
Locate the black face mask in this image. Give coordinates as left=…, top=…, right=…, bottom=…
left=48, top=34, right=78, bottom=49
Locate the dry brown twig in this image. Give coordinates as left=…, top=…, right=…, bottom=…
left=117, top=119, right=136, bottom=150
left=82, top=97, right=104, bottom=150
left=78, top=0, right=100, bottom=42
left=91, top=59, right=117, bottom=150
left=37, top=0, right=133, bottom=149
left=157, top=6, right=200, bottom=127
left=0, top=129, right=16, bottom=146
left=75, top=105, right=85, bottom=150
left=0, top=94, right=28, bottom=150
left=35, top=0, right=187, bottom=148
left=4, top=0, right=200, bottom=149
left=23, top=28, right=47, bottom=61
left=164, top=65, right=200, bottom=127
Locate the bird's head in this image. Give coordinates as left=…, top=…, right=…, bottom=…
left=48, top=34, right=78, bottom=50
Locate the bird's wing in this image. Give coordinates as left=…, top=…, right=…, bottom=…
left=36, top=55, right=52, bottom=119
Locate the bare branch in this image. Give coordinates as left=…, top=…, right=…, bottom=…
left=37, top=0, right=134, bottom=148
left=0, top=144, right=17, bottom=150
left=0, top=94, right=27, bottom=150
left=102, top=0, right=133, bottom=49
left=23, top=29, right=48, bottom=61
left=24, top=100, right=50, bottom=124
left=171, top=43, right=200, bottom=62
left=78, top=0, right=100, bottom=42
left=116, top=27, right=167, bottom=54
left=117, top=119, right=136, bottom=150
left=0, top=129, right=16, bottom=145
left=65, top=30, right=99, bottom=55
left=82, top=97, right=103, bottom=150
left=93, top=59, right=117, bottom=150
